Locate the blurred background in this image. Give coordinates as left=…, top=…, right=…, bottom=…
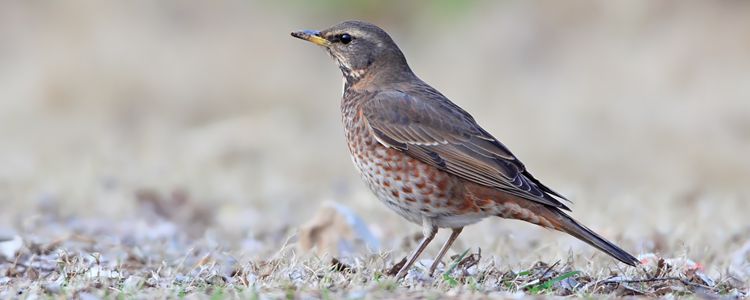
left=1, top=0, right=749, bottom=273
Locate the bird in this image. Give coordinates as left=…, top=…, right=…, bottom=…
left=291, top=20, right=639, bottom=279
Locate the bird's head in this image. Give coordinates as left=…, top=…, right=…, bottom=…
left=292, top=20, right=412, bottom=84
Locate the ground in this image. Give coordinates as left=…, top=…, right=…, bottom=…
left=0, top=200, right=747, bottom=298
left=1, top=1, right=749, bottom=299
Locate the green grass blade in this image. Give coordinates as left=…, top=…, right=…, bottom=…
left=528, top=270, right=580, bottom=294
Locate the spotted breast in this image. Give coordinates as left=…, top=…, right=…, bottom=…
left=341, top=89, right=497, bottom=229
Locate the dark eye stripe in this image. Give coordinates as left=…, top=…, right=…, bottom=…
left=329, top=33, right=353, bottom=44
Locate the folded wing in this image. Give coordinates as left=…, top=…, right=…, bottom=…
left=361, top=89, right=570, bottom=210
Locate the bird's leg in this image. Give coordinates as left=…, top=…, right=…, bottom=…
left=428, top=227, right=463, bottom=276
left=395, top=219, right=438, bottom=280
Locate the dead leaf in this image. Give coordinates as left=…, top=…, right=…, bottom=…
left=298, top=201, right=379, bottom=256
left=135, top=188, right=214, bottom=236
left=331, top=257, right=353, bottom=273
left=26, top=267, right=39, bottom=280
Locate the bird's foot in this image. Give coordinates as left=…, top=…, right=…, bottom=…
left=428, top=260, right=442, bottom=277
left=385, top=257, right=407, bottom=277
left=394, top=266, right=409, bottom=280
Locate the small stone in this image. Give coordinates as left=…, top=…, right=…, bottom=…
left=78, top=292, right=101, bottom=300
left=122, top=276, right=144, bottom=291
left=174, top=274, right=189, bottom=283
left=42, top=282, right=62, bottom=294
left=0, top=235, right=23, bottom=259
left=245, top=273, right=257, bottom=285
left=84, top=266, right=120, bottom=279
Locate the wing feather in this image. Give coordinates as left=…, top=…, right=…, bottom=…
left=361, top=89, right=570, bottom=210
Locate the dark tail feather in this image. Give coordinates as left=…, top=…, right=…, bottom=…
left=546, top=208, right=640, bottom=266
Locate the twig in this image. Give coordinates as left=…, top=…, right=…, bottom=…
left=456, top=248, right=481, bottom=274
left=602, top=276, right=713, bottom=291
left=539, top=260, right=560, bottom=280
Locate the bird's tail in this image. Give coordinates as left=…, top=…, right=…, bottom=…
left=470, top=183, right=639, bottom=266
left=541, top=207, right=640, bottom=266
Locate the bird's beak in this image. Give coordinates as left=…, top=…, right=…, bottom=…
left=291, top=30, right=330, bottom=47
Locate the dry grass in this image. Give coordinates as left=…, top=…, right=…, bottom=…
left=1, top=1, right=750, bottom=298
left=1, top=203, right=747, bottom=299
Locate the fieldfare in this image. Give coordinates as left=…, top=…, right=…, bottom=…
left=292, top=20, right=638, bottom=279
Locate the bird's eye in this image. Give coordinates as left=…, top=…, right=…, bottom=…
left=339, top=33, right=352, bottom=44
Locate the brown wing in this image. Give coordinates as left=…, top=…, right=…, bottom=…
left=361, top=89, right=570, bottom=211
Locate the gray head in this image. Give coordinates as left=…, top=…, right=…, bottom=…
left=292, top=20, right=414, bottom=85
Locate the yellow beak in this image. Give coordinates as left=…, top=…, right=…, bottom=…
left=291, top=30, right=330, bottom=47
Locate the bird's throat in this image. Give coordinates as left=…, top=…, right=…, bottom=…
left=341, top=67, right=366, bottom=91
